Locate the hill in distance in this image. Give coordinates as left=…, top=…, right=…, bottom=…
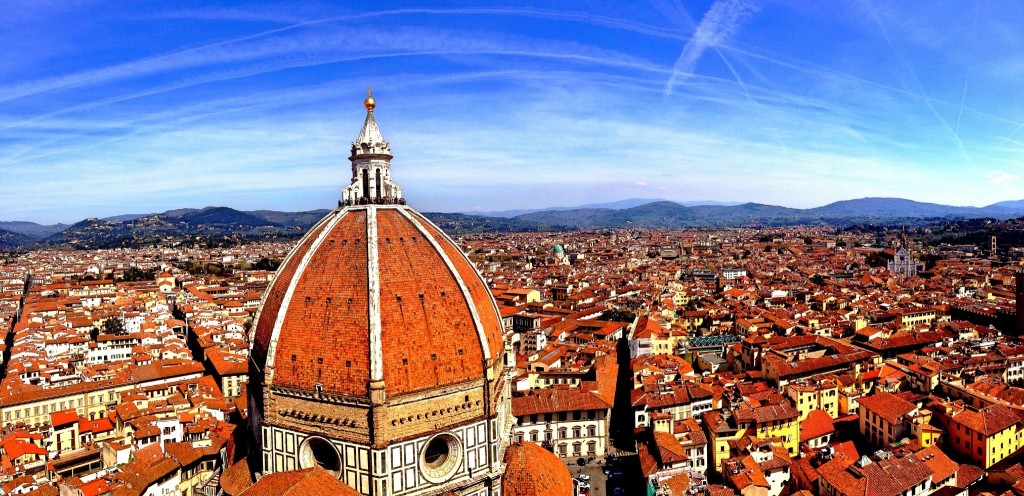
left=508, top=197, right=1024, bottom=230
left=176, top=207, right=279, bottom=227
left=808, top=197, right=994, bottom=218
left=514, top=201, right=808, bottom=229
left=0, top=228, right=37, bottom=249
left=247, top=209, right=331, bottom=228
left=988, top=199, right=1024, bottom=211
left=38, top=207, right=318, bottom=249
left=0, top=221, right=68, bottom=240
left=466, top=197, right=742, bottom=218
left=102, top=213, right=154, bottom=222
left=5, top=196, right=1024, bottom=250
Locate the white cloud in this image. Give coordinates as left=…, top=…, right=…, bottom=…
left=987, top=169, right=1020, bottom=184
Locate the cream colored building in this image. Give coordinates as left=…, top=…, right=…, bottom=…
left=512, top=388, right=611, bottom=458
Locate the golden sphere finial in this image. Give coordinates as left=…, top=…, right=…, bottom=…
left=364, top=87, right=376, bottom=112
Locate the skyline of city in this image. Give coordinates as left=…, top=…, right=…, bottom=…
left=7, top=6, right=1024, bottom=493
left=4, top=1, right=1024, bottom=224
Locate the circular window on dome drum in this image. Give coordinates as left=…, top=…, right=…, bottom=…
left=420, top=433, right=462, bottom=483
left=298, top=436, right=342, bottom=477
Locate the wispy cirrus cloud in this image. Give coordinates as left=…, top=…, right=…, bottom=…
left=0, top=24, right=668, bottom=136
left=664, top=0, right=760, bottom=95
left=0, top=7, right=683, bottom=107
left=5, top=2, right=1024, bottom=223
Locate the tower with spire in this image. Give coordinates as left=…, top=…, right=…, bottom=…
left=342, top=89, right=405, bottom=206
left=887, top=229, right=919, bottom=278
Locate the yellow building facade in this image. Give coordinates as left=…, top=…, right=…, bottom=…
left=734, top=403, right=800, bottom=457
left=785, top=379, right=839, bottom=421
left=947, top=404, right=1023, bottom=469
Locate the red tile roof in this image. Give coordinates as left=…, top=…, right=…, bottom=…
left=502, top=441, right=573, bottom=496
left=800, top=409, right=835, bottom=442
left=818, top=454, right=932, bottom=496
left=116, top=451, right=180, bottom=493
left=220, top=458, right=253, bottom=495
left=955, top=463, right=984, bottom=488
left=49, top=409, right=77, bottom=428
left=733, top=401, right=798, bottom=425
left=511, top=387, right=611, bottom=416
left=77, top=417, right=114, bottom=434
left=653, top=430, right=688, bottom=465
left=252, top=207, right=505, bottom=398
left=239, top=467, right=361, bottom=496
left=1, top=439, right=46, bottom=459
left=912, top=445, right=958, bottom=484
left=952, top=404, right=1021, bottom=436
left=857, top=391, right=916, bottom=424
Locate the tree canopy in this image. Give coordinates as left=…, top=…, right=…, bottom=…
left=102, top=317, right=126, bottom=335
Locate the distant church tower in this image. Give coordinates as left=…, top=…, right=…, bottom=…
left=887, top=231, right=919, bottom=277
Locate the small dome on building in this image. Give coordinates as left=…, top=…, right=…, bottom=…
left=502, top=441, right=574, bottom=496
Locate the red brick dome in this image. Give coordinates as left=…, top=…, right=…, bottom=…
left=250, top=205, right=505, bottom=398
left=502, top=441, right=574, bottom=496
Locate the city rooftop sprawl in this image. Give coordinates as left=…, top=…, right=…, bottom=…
left=5, top=220, right=1024, bottom=495
left=8, top=0, right=1024, bottom=494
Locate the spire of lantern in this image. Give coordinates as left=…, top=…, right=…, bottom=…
left=342, top=91, right=404, bottom=206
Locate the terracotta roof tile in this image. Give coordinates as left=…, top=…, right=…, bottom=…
left=411, top=210, right=505, bottom=361
left=502, top=441, right=573, bottom=496
left=253, top=207, right=505, bottom=398
left=511, top=387, right=611, bottom=416
left=912, top=445, right=958, bottom=484
left=800, top=409, right=836, bottom=442
left=269, top=210, right=370, bottom=396
left=955, top=463, right=984, bottom=488
left=251, top=216, right=331, bottom=367
left=376, top=209, right=485, bottom=394
left=50, top=409, right=77, bottom=427
left=220, top=458, right=253, bottom=495
left=952, top=404, right=1020, bottom=436
left=239, top=467, right=361, bottom=496
left=857, top=391, right=916, bottom=424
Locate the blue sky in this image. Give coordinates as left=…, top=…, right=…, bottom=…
left=3, top=0, right=1024, bottom=223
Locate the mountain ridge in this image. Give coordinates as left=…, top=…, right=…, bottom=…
left=3, top=197, right=1024, bottom=250
left=464, top=197, right=742, bottom=217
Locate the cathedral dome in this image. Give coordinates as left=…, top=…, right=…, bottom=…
left=248, top=94, right=513, bottom=496
left=250, top=205, right=505, bottom=398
